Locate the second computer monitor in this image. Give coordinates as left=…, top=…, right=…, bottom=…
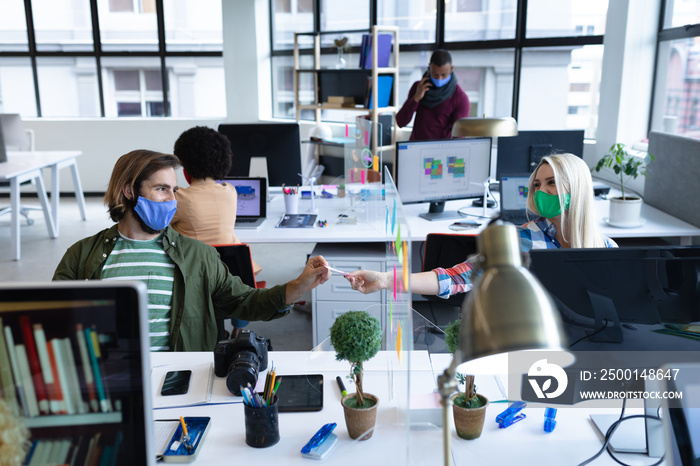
left=395, top=137, right=492, bottom=221
left=496, top=129, right=584, bottom=179
left=218, top=122, right=303, bottom=187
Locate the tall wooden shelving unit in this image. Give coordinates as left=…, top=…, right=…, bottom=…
left=293, top=25, right=399, bottom=165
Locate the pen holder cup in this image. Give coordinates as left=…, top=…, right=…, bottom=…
left=244, top=395, right=280, bottom=448
left=284, top=192, right=300, bottom=215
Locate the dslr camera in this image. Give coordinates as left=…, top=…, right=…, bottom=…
left=214, top=330, right=270, bottom=396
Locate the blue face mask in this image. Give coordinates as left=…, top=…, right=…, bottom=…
left=133, top=196, right=177, bottom=231
left=430, top=74, right=451, bottom=88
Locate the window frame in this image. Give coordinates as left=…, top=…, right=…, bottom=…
left=0, top=0, right=222, bottom=117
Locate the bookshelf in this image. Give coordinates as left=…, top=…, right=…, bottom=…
left=293, top=25, right=400, bottom=167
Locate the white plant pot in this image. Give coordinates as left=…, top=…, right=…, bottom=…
left=609, top=196, right=642, bottom=227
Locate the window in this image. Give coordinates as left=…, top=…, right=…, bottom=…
left=0, top=0, right=224, bottom=117
left=271, top=0, right=606, bottom=141
left=652, top=1, right=700, bottom=139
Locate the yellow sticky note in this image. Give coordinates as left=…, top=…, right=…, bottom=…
left=373, top=155, right=379, bottom=172
left=402, top=241, right=409, bottom=290
left=396, top=322, right=402, bottom=361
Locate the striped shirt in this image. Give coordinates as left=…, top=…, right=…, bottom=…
left=101, top=233, right=175, bottom=351
left=434, top=218, right=618, bottom=298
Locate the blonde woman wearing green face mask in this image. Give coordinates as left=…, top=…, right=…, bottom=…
left=345, top=152, right=617, bottom=298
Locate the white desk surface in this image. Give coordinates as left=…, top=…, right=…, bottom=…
left=151, top=351, right=661, bottom=465
left=235, top=187, right=700, bottom=245
left=0, top=151, right=82, bottom=179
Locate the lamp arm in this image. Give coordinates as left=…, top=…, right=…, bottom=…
left=437, top=353, right=460, bottom=466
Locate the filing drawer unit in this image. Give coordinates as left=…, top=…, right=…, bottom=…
left=311, top=243, right=387, bottom=348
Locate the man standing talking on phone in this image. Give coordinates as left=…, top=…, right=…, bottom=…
left=396, top=49, right=470, bottom=141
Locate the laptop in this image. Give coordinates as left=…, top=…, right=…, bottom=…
left=499, top=174, right=532, bottom=226
left=0, top=281, right=156, bottom=466
left=220, top=176, right=267, bottom=229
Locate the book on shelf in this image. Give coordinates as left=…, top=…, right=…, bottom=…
left=61, top=337, right=89, bottom=414
left=45, top=338, right=68, bottom=415
left=76, top=323, right=99, bottom=413
left=359, top=33, right=393, bottom=69
left=4, top=326, right=31, bottom=417
left=85, top=326, right=113, bottom=413
left=364, top=75, right=394, bottom=109
left=50, top=338, right=77, bottom=415
left=15, top=344, right=40, bottom=417
left=33, top=322, right=64, bottom=415
left=18, top=316, right=50, bottom=415
left=0, top=317, right=21, bottom=416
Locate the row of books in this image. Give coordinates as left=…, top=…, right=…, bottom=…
left=0, top=316, right=114, bottom=418
left=359, top=33, right=393, bottom=69
left=25, top=431, right=123, bottom=466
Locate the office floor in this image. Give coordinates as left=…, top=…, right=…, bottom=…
left=0, top=196, right=459, bottom=351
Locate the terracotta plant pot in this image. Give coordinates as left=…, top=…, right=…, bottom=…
left=341, top=393, right=379, bottom=440
left=451, top=393, right=489, bottom=440
left=337, top=188, right=345, bottom=198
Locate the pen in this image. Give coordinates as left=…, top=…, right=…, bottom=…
left=272, top=377, right=282, bottom=398
left=180, top=416, right=189, bottom=438
left=336, top=376, right=347, bottom=397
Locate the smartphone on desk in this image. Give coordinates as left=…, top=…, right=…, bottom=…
left=161, top=370, right=192, bottom=396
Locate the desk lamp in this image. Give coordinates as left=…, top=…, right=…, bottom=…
left=436, top=220, right=566, bottom=466
left=451, top=116, right=518, bottom=213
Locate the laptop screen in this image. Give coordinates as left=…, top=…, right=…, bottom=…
left=0, top=281, right=155, bottom=466
left=499, top=175, right=530, bottom=211
left=219, top=177, right=267, bottom=219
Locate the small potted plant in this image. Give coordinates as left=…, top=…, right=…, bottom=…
left=593, top=143, right=655, bottom=227
left=337, top=183, right=345, bottom=198
left=445, top=319, right=489, bottom=440
left=330, top=310, right=382, bottom=440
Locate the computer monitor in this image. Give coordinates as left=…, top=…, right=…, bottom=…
left=395, top=137, right=492, bottom=221
left=0, top=281, right=155, bottom=465
left=526, top=246, right=700, bottom=456
left=0, top=114, right=32, bottom=151
left=496, top=130, right=584, bottom=179
left=217, top=123, right=303, bottom=187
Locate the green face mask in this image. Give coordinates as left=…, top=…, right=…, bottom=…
left=534, top=191, right=570, bottom=218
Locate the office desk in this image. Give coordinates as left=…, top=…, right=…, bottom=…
left=235, top=188, right=700, bottom=246
left=0, top=151, right=85, bottom=260
left=151, top=351, right=658, bottom=465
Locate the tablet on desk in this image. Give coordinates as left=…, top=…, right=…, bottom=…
left=275, top=374, right=324, bottom=412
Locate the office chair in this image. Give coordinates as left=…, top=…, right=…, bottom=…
left=0, top=114, right=41, bottom=225
left=213, top=244, right=266, bottom=342
left=421, top=233, right=478, bottom=308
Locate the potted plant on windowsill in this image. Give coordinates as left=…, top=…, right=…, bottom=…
left=445, top=319, right=489, bottom=440
left=330, top=310, right=382, bottom=440
left=593, top=143, right=655, bottom=227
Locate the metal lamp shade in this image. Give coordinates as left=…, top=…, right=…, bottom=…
left=451, top=117, right=518, bottom=138
left=457, top=222, right=567, bottom=363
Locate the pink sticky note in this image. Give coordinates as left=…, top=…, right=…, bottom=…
left=393, top=265, right=397, bottom=302
left=364, top=130, right=369, bottom=147
left=361, top=170, right=366, bottom=184
left=345, top=124, right=349, bottom=138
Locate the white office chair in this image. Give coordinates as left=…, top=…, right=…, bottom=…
left=0, top=114, right=41, bottom=225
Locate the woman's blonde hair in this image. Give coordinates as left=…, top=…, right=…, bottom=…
left=527, top=153, right=606, bottom=248
left=104, top=150, right=180, bottom=222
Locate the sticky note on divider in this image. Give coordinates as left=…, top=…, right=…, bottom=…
left=393, top=265, right=397, bottom=302
left=402, top=242, right=409, bottom=291
left=373, top=155, right=378, bottom=172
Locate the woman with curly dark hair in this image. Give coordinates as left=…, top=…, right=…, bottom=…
left=170, top=125, right=262, bottom=273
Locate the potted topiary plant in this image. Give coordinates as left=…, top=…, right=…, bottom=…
left=593, top=143, right=655, bottom=227
left=337, top=183, right=346, bottom=198
left=444, top=319, right=489, bottom=440
left=330, top=310, right=382, bottom=440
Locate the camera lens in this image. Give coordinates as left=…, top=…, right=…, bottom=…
left=226, top=351, right=261, bottom=396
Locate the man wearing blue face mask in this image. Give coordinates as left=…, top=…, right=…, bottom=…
left=53, top=150, right=331, bottom=352
left=396, top=49, right=470, bottom=140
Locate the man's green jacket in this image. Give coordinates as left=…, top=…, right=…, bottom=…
left=53, top=225, right=290, bottom=351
